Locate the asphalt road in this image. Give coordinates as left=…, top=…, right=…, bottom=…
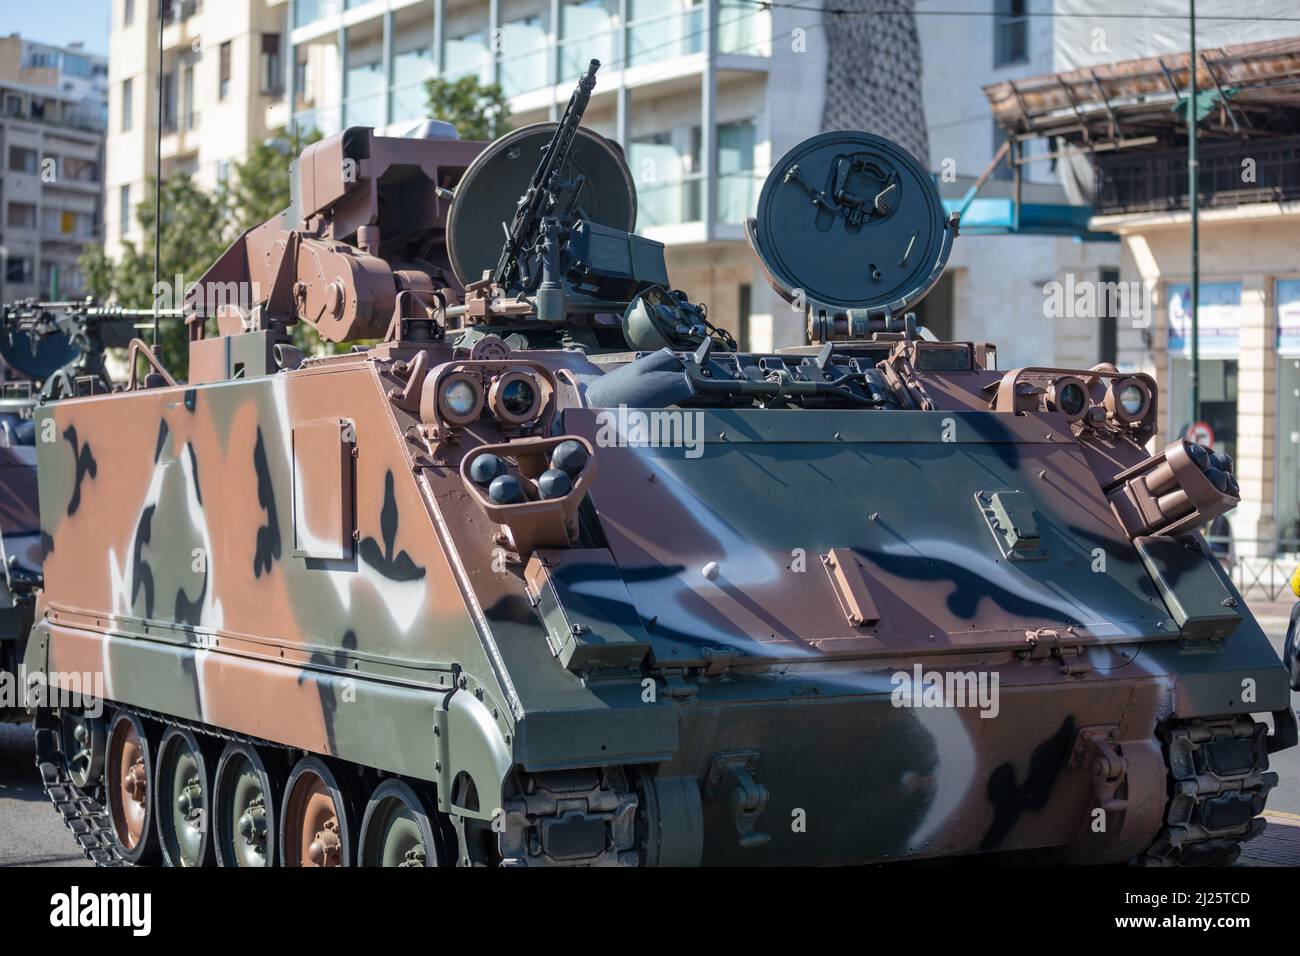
left=0, top=721, right=88, bottom=867
left=0, top=609, right=1297, bottom=867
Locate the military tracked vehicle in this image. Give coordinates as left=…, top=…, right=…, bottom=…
left=0, top=300, right=146, bottom=721
left=26, top=62, right=1296, bottom=866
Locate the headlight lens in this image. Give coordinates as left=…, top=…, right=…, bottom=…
left=1056, top=381, right=1087, bottom=418
left=500, top=378, right=536, bottom=417
left=1119, top=383, right=1146, bottom=417
left=444, top=379, right=479, bottom=417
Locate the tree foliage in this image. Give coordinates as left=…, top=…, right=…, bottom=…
left=78, top=128, right=324, bottom=375
left=80, top=172, right=228, bottom=375
left=423, top=74, right=512, bottom=141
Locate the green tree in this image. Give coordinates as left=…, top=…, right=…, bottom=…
left=423, top=74, right=512, bottom=140
left=81, top=172, right=231, bottom=377
left=78, top=128, right=340, bottom=375
left=227, top=128, right=344, bottom=356
left=228, top=127, right=322, bottom=231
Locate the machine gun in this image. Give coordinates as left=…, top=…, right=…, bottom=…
left=0, top=298, right=182, bottom=399
left=491, top=58, right=601, bottom=303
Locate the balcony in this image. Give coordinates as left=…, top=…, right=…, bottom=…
left=294, top=0, right=342, bottom=30
left=1094, top=135, right=1300, bottom=216
left=162, top=0, right=202, bottom=27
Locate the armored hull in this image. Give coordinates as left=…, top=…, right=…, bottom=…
left=24, top=341, right=1293, bottom=866
left=0, top=406, right=40, bottom=722
left=21, top=108, right=1296, bottom=866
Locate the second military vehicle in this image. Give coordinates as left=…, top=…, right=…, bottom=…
left=0, top=300, right=143, bottom=721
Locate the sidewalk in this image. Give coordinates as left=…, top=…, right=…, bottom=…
left=1242, top=595, right=1295, bottom=638
left=1242, top=812, right=1300, bottom=866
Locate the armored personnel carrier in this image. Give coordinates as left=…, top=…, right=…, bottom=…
left=0, top=301, right=141, bottom=721
left=26, top=63, right=1295, bottom=866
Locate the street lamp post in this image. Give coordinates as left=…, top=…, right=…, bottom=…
left=1189, top=0, right=1201, bottom=428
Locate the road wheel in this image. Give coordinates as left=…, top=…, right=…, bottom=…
left=281, top=755, right=358, bottom=867
left=104, top=711, right=159, bottom=864
left=213, top=742, right=281, bottom=867
left=156, top=728, right=214, bottom=867
left=60, top=710, right=105, bottom=790
left=358, top=779, right=448, bottom=867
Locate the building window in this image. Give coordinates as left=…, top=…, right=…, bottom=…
left=183, top=63, right=196, bottom=128
left=161, top=71, right=178, bottom=132
left=991, top=121, right=1012, bottom=181
left=63, top=156, right=98, bottom=182
left=500, top=14, right=549, bottom=97
left=7, top=147, right=37, bottom=174
left=994, top=0, right=1029, bottom=66
left=219, top=41, right=232, bottom=100
left=5, top=258, right=32, bottom=284
left=718, top=119, right=757, bottom=224
left=261, top=34, right=282, bottom=95
left=7, top=203, right=36, bottom=229
left=1, top=93, right=22, bottom=118
left=122, top=77, right=133, bottom=131
left=124, top=0, right=134, bottom=27
left=1099, top=267, right=1119, bottom=365
left=119, top=184, right=131, bottom=236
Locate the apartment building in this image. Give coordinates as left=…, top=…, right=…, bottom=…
left=103, top=0, right=289, bottom=259
left=0, top=34, right=107, bottom=302
left=283, top=0, right=1139, bottom=357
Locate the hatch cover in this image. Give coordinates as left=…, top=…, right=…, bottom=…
left=745, top=130, right=955, bottom=319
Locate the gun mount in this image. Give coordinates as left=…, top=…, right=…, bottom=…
left=185, top=63, right=731, bottom=379
left=0, top=298, right=178, bottom=401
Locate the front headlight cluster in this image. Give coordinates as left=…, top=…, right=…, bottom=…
left=424, top=363, right=549, bottom=430
left=1040, top=372, right=1153, bottom=428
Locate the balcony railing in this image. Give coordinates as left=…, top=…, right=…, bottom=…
left=633, top=169, right=762, bottom=229
left=1208, top=536, right=1300, bottom=603
left=162, top=0, right=202, bottom=27
left=1095, top=135, right=1300, bottom=216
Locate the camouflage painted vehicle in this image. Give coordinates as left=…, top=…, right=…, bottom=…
left=26, top=64, right=1296, bottom=867
left=0, top=301, right=141, bottom=721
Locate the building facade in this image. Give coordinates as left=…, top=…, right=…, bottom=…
left=0, top=34, right=107, bottom=302
left=984, top=0, right=1300, bottom=556
left=103, top=0, right=289, bottom=260
left=283, top=0, right=1129, bottom=359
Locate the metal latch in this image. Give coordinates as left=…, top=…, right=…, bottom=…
left=701, top=647, right=740, bottom=677
left=660, top=672, right=697, bottom=699
left=1020, top=628, right=1091, bottom=675
left=705, top=750, right=771, bottom=849
left=1070, top=725, right=1129, bottom=813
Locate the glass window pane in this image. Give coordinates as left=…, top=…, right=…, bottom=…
left=560, top=0, right=615, bottom=78
left=500, top=14, right=549, bottom=96
left=627, top=0, right=703, bottom=67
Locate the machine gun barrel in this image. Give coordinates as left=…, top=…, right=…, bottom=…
left=490, top=59, right=600, bottom=291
